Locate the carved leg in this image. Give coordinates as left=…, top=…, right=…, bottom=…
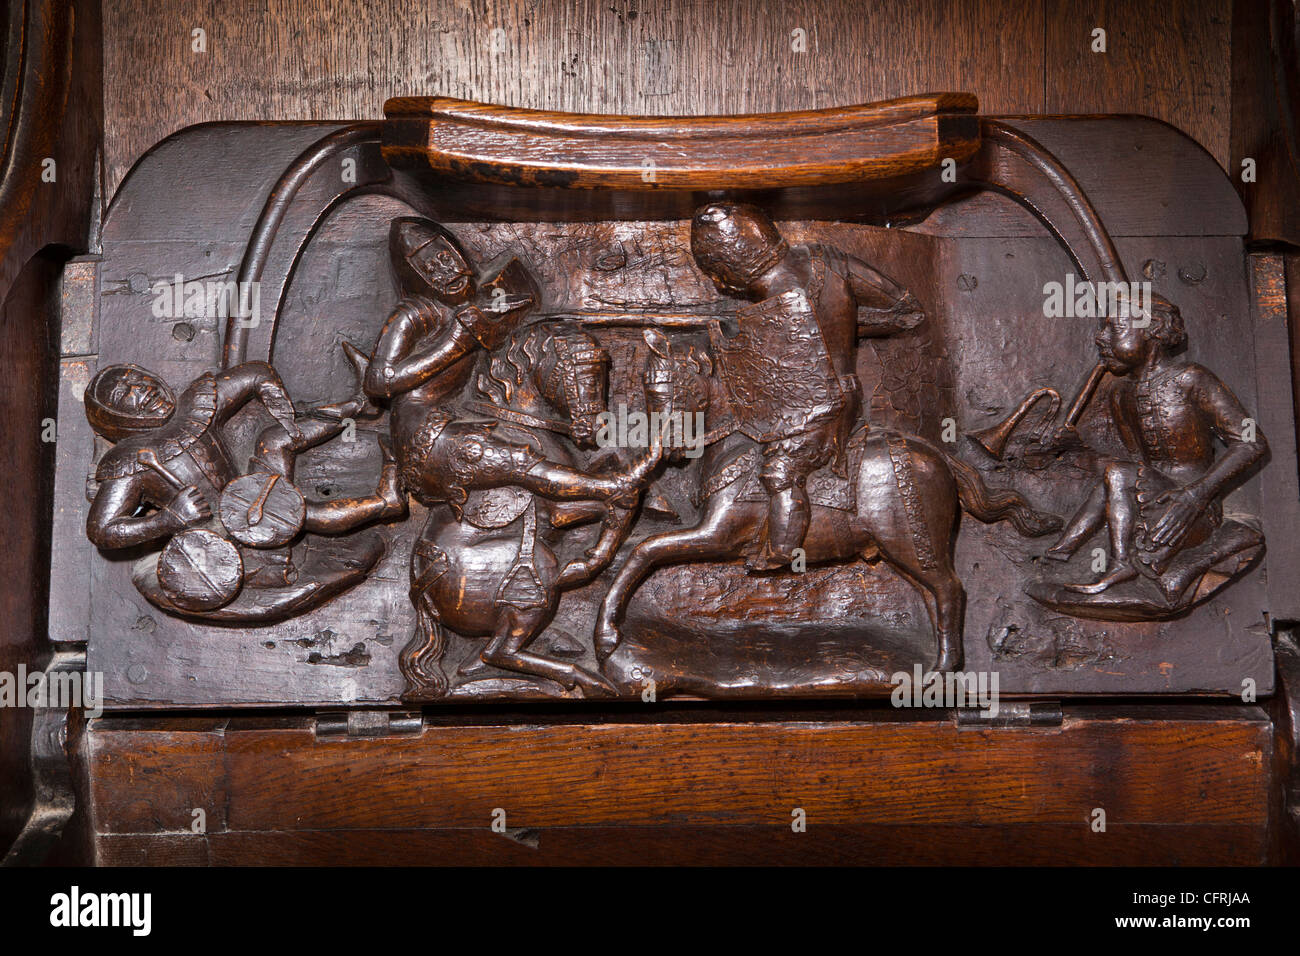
left=303, top=441, right=407, bottom=534
left=480, top=606, right=616, bottom=697
left=595, top=501, right=751, bottom=659
left=556, top=503, right=638, bottom=588
left=252, top=416, right=350, bottom=478
left=1046, top=479, right=1106, bottom=560
left=548, top=500, right=606, bottom=529
left=878, top=549, right=965, bottom=673
left=1065, top=461, right=1139, bottom=592
left=923, top=571, right=966, bottom=673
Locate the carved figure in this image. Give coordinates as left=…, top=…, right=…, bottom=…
left=84, top=358, right=404, bottom=621
left=362, top=219, right=658, bottom=697
left=1029, top=295, right=1267, bottom=618
left=690, top=202, right=926, bottom=569
left=593, top=205, right=1062, bottom=673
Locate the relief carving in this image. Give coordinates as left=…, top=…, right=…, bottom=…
left=72, top=96, right=1285, bottom=705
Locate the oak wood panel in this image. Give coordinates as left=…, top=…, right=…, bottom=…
left=81, top=709, right=1271, bottom=855
left=1044, top=0, right=1233, bottom=169
left=101, top=0, right=1049, bottom=197
left=94, top=823, right=1269, bottom=866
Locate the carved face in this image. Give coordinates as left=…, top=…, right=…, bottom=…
left=409, top=235, right=474, bottom=303
left=1092, top=312, right=1154, bottom=374
left=562, top=352, right=608, bottom=449
left=544, top=334, right=608, bottom=449
left=111, top=367, right=175, bottom=422
left=690, top=202, right=788, bottom=299
left=85, top=364, right=176, bottom=440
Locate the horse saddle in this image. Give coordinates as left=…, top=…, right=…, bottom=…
left=699, top=426, right=870, bottom=513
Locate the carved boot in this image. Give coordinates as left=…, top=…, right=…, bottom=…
left=315, top=340, right=382, bottom=421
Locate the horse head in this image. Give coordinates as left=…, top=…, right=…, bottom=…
left=475, top=323, right=610, bottom=448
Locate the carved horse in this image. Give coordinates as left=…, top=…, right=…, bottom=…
left=593, top=330, right=1062, bottom=672
left=400, top=323, right=657, bottom=699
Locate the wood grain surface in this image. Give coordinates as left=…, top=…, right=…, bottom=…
left=102, top=0, right=1235, bottom=197
left=49, top=0, right=1288, bottom=867
left=80, top=707, right=1273, bottom=864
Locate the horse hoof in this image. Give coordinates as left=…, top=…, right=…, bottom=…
left=593, top=620, right=621, bottom=661
left=556, top=560, right=593, bottom=589
left=574, top=667, right=619, bottom=698
left=931, top=650, right=962, bottom=673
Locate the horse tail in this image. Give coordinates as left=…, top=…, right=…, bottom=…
left=399, top=595, right=449, bottom=699
left=944, top=452, right=1063, bottom=538
left=400, top=541, right=451, bottom=699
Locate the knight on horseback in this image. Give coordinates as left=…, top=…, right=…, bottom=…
left=689, top=202, right=925, bottom=570
left=364, top=218, right=660, bottom=698
left=364, top=217, right=648, bottom=510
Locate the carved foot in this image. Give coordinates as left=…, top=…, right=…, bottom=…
left=375, top=436, right=407, bottom=518
left=1063, top=562, right=1138, bottom=595
left=932, top=644, right=962, bottom=673
left=572, top=665, right=619, bottom=698
left=594, top=617, right=621, bottom=661
left=556, top=554, right=599, bottom=588
left=315, top=341, right=382, bottom=421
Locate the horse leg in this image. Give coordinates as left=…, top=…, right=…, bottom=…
left=594, top=496, right=752, bottom=659
left=479, top=605, right=618, bottom=697
left=915, top=565, right=966, bottom=673
left=857, top=440, right=966, bottom=673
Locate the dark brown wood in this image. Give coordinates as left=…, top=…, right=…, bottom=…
left=7, top=0, right=1296, bottom=868
left=78, top=706, right=1273, bottom=865
left=0, top=0, right=102, bottom=863
left=1231, top=0, right=1300, bottom=246
left=1044, top=0, right=1233, bottom=169
left=73, top=110, right=1283, bottom=709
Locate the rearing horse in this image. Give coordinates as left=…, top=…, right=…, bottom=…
left=398, top=323, right=659, bottom=699
left=593, top=330, right=1061, bottom=673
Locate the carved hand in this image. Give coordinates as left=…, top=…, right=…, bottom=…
left=1149, top=485, right=1211, bottom=549
left=164, top=485, right=212, bottom=529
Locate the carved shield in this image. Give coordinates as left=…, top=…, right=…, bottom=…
left=709, top=290, right=844, bottom=442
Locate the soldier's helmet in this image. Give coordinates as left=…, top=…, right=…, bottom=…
left=85, top=364, right=177, bottom=441
left=690, top=203, right=789, bottom=297
left=390, top=217, right=475, bottom=304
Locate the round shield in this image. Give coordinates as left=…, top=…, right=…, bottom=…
left=219, top=472, right=306, bottom=548
left=158, top=529, right=243, bottom=612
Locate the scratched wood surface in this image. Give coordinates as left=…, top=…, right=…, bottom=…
left=59, top=0, right=1287, bottom=869
left=102, top=0, right=1234, bottom=198
left=80, top=707, right=1273, bottom=864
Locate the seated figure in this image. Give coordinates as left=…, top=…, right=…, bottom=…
left=1032, top=294, right=1267, bottom=617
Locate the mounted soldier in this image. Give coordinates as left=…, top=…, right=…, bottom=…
left=364, top=216, right=653, bottom=514
left=689, top=202, right=926, bottom=569
left=363, top=218, right=660, bottom=696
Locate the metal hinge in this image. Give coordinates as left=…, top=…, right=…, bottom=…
left=955, top=700, right=1063, bottom=729
left=314, top=710, right=423, bottom=739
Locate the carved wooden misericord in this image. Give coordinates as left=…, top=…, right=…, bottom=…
left=53, top=93, right=1298, bottom=708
